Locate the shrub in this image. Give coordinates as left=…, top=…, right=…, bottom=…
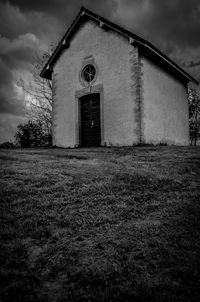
left=15, top=120, right=52, bottom=148
left=0, top=142, right=16, bottom=149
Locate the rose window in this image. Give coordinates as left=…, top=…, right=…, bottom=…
left=82, top=64, right=96, bottom=83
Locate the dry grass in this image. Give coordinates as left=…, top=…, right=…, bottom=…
left=0, top=146, right=200, bottom=302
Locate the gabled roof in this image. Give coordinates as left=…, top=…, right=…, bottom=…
left=40, top=6, right=198, bottom=85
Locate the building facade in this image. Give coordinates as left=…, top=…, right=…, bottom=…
left=41, top=7, right=198, bottom=147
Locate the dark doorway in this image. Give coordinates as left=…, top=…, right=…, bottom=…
left=80, top=93, right=101, bottom=147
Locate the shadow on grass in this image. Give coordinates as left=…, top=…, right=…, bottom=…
left=0, top=147, right=200, bottom=301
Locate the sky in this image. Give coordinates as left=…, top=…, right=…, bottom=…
left=0, top=0, right=200, bottom=143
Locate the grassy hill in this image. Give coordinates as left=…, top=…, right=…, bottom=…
left=0, top=146, right=200, bottom=302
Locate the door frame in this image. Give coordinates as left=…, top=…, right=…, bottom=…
left=75, top=84, right=104, bottom=147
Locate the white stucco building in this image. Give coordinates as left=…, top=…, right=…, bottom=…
left=41, top=7, right=198, bottom=147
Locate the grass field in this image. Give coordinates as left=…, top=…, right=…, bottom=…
left=0, top=146, right=200, bottom=302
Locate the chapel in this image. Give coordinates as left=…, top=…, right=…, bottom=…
left=41, top=7, right=198, bottom=147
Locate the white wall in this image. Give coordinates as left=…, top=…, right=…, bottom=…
left=52, top=20, right=138, bottom=147
left=141, top=56, right=189, bottom=145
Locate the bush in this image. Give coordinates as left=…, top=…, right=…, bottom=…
left=15, top=120, right=52, bottom=148
left=188, top=86, right=200, bottom=146
left=0, top=142, right=16, bottom=149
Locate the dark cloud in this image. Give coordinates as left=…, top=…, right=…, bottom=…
left=0, top=113, right=27, bottom=143
left=2, top=0, right=75, bottom=16
left=0, top=85, right=25, bottom=116
left=0, top=1, right=28, bottom=39
left=0, top=2, right=60, bottom=119
left=0, top=33, right=39, bottom=68
left=0, top=32, right=40, bottom=116
left=4, top=0, right=116, bottom=21
left=0, top=1, right=62, bottom=43
left=0, top=0, right=116, bottom=47
left=150, top=0, right=200, bottom=49
left=0, top=57, right=26, bottom=116
left=114, top=0, right=200, bottom=48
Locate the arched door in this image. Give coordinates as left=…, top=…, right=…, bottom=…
left=80, top=93, right=101, bottom=147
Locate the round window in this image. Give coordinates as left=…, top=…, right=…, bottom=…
left=82, top=64, right=96, bottom=83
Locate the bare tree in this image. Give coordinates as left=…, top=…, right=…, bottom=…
left=19, top=48, right=53, bottom=145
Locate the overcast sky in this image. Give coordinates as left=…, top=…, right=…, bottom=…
left=0, top=0, right=200, bottom=143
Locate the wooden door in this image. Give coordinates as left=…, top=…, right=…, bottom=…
left=80, top=93, right=101, bottom=147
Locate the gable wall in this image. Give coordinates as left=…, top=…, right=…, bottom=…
left=141, top=56, right=189, bottom=145
left=52, top=20, right=139, bottom=147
